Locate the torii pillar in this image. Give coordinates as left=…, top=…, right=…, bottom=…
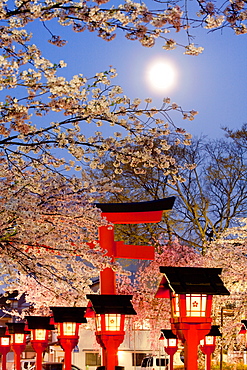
left=95, top=197, right=176, bottom=295
left=90, top=197, right=175, bottom=369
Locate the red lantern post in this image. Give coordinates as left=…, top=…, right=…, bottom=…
left=156, top=267, right=230, bottom=370
left=86, top=294, right=136, bottom=370
left=50, top=307, right=87, bottom=370
left=200, top=325, right=222, bottom=370
left=160, top=330, right=178, bottom=370
left=0, top=327, right=11, bottom=370
left=26, top=316, right=54, bottom=370
left=6, top=323, right=28, bottom=370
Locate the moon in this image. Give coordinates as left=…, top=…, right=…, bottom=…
left=146, top=59, right=177, bottom=92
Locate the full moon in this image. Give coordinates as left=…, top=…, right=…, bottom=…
left=146, top=59, right=177, bottom=92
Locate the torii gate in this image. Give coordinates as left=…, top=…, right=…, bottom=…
left=94, top=197, right=176, bottom=295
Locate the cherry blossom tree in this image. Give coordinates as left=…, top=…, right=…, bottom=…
left=1, top=0, right=245, bottom=313
left=1, top=0, right=243, bottom=183
left=1, top=0, right=246, bottom=58
left=0, top=163, right=127, bottom=311
left=0, top=0, right=201, bottom=307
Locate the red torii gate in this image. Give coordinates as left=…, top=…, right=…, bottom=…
left=94, top=197, right=176, bottom=295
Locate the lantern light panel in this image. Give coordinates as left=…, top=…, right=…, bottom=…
left=105, top=314, right=121, bottom=331
left=172, top=294, right=207, bottom=317
left=205, top=336, right=215, bottom=345
left=31, top=329, right=47, bottom=341
left=57, top=322, right=77, bottom=336
left=186, top=294, right=207, bottom=317
left=165, top=338, right=177, bottom=347
left=13, top=333, right=25, bottom=344
left=200, top=336, right=215, bottom=346
left=96, top=314, right=122, bottom=331
left=0, top=337, right=10, bottom=346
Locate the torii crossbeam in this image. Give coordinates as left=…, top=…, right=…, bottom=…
left=94, top=197, right=175, bottom=294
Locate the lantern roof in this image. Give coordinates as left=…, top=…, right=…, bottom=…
left=6, top=322, right=29, bottom=334
left=95, top=197, right=175, bottom=213
left=25, top=316, right=55, bottom=330
left=159, top=267, right=230, bottom=295
left=50, top=307, right=87, bottom=323
left=206, top=325, right=222, bottom=337
left=86, top=294, right=137, bottom=315
left=0, top=327, right=7, bottom=336
left=241, top=320, right=247, bottom=328
left=161, top=329, right=177, bottom=339
left=155, top=276, right=170, bottom=298
left=239, top=321, right=247, bottom=334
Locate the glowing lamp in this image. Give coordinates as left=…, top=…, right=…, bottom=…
left=6, top=322, right=27, bottom=346
left=86, top=295, right=136, bottom=334
left=156, top=267, right=230, bottom=370
left=86, top=294, right=136, bottom=370
left=162, top=330, right=178, bottom=349
left=26, top=316, right=54, bottom=342
left=95, top=313, right=124, bottom=332
left=6, top=322, right=28, bottom=370
left=0, top=327, right=11, bottom=370
left=26, top=316, right=54, bottom=370
left=200, top=326, right=221, bottom=370
left=157, top=267, right=229, bottom=323
left=200, top=325, right=221, bottom=348
left=204, top=335, right=214, bottom=345
left=50, top=307, right=86, bottom=339
left=0, top=336, right=10, bottom=346
left=14, top=333, right=25, bottom=344
left=59, top=322, right=76, bottom=336
left=169, top=292, right=214, bottom=323
left=161, top=329, right=178, bottom=370
left=50, top=307, right=87, bottom=370
left=33, top=329, right=46, bottom=341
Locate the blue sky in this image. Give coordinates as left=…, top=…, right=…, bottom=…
left=28, top=14, right=247, bottom=140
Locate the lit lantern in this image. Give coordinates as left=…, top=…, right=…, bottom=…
left=26, top=316, right=54, bottom=370
left=50, top=307, right=87, bottom=370
left=95, top=313, right=124, bottom=332
left=0, top=336, right=11, bottom=346
left=170, top=292, right=212, bottom=319
left=57, top=322, right=77, bottom=336
left=200, top=325, right=222, bottom=370
left=6, top=322, right=29, bottom=370
left=161, top=329, right=178, bottom=370
left=156, top=267, right=230, bottom=370
left=0, top=327, right=11, bottom=370
left=86, top=294, right=136, bottom=370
